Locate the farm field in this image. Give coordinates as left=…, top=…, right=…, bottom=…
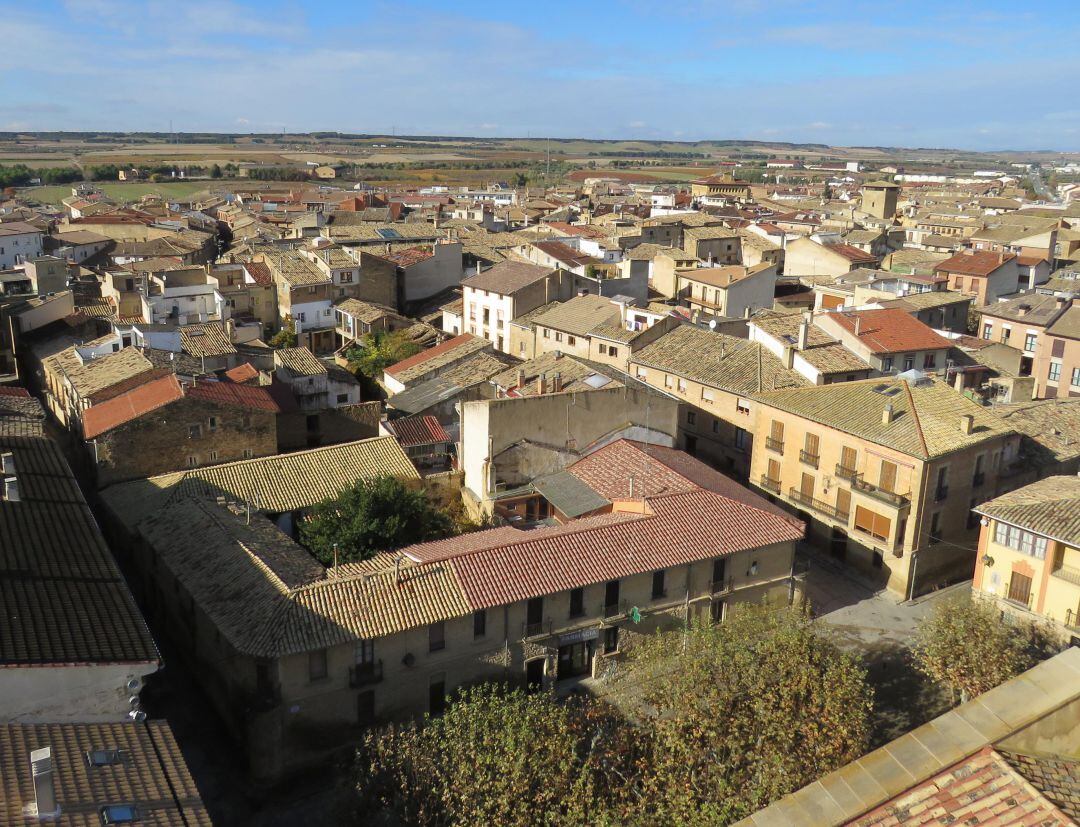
left=22, top=180, right=212, bottom=206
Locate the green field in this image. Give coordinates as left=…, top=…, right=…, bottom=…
left=21, top=180, right=212, bottom=206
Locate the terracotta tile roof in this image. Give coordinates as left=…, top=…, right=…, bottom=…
left=0, top=386, right=30, bottom=398
left=934, top=249, right=1016, bottom=276
left=186, top=378, right=292, bottom=412
left=243, top=260, right=273, bottom=286
left=224, top=361, right=259, bottom=383
left=530, top=240, right=601, bottom=269
left=385, top=246, right=434, bottom=267
left=461, top=259, right=554, bottom=294
left=0, top=721, right=211, bottom=826
left=997, top=748, right=1080, bottom=820
left=101, top=436, right=419, bottom=530
left=273, top=346, right=326, bottom=377
left=825, top=242, right=879, bottom=263
left=756, top=376, right=1014, bottom=460
left=83, top=374, right=184, bottom=439
left=180, top=323, right=236, bottom=359
left=824, top=308, right=951, bottom=354
left=384, top=333, right=488, bottom=382
left=680, top=262, right=772, bottom=289
left=386, top=415, right=451, bottom=447
left=0, top=435, right=159, bottom=665
left=975, top=475, right=1080, bottom=548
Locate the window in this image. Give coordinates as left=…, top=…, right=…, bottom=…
left=839, top=445, right=857, bottom=476
left=429, top=675, right=446, bottom=715
left=308, top=286, right=317, bottom=294
left=1007, top=572, right=1033, bottom=607
left=337, top=393, right=349, bottom=404
left=1049, top=361, right=1062, bottom=382
left=929, top=511, right=942, bottom=544
left=664, top=374, right=674, bottom=389
left=555, top=332, right=563, bottom=343
left=186, top=455, right=198, bottom=467
left=993, top=522, right=1048, bottom=559
left=736, top=399, right=751, bottom=416
left=923, top=353, right=937, bottom=370
left=854, top=506, right=891, bottom=542
left=967, top=498, right=980, bottom=529
left=734, top=427, right=747, bottom=450
left=687, top=410, right=696, bottom=425
left=101, top=805, right=140, bottom=824
left=983, top=323, right=993, bottom=340
left=543, top=328, right=550, bottom=339
left=567, top=335, right=576, bottom=346
left=1000, top=326, right=1011, bottom=344
left=308, top=649, right=328, bottom=681
left=188, top=424, right=202, bottom=439
left=569, top=587, right=584, bottom=618
left=636, top=367, right=647, bottom=380
left=678, top=378, right=687, bottom=392
left=207, top=416, right=218, bottom=431
left=1072, top=367, right=1080, bottom=388
left=903, top=355, right=914, bottom=372
left=609, top=346, right=618, bottom=358
left=701, top=388, right=715, bottom=403
left=429, top=621, right=445, bottom=652
left=243, top=448, right=254, bottom=459
left=1024, top=332, right=1037, bottom=352
left=878, top=460, right=897, bottom=493
left=651, top=569, right=666, bottom=600
left=209, top=450, right=219, bottom=462
left=883, top=356, right=894, bottom=372
left=473, top=609, right=487, bottom=639
left=86, top=749, right=124, bottom=767
left=598, top=343, right=607, bottom=355
left=603, top=626, right=619, bottom=655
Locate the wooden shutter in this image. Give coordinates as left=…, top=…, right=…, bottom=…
left=879, top=460, right=897, bottom=493
left=804, top=432, right=820, bottom=456
left=854, top=506, right=891, bottom=541
left=767, top=458, right=780, bottom=481
left=840, top=445, right=857, bottom=471
left=771, top=420, right=784, bottom=442
left=800, top=472, right=815, bottom=499
left=1051, top=338, right=1065, bottom=358
left=836, top=488, right=851, bottom=517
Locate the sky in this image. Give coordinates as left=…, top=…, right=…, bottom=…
left=2, top=0, right=1079, bottom=151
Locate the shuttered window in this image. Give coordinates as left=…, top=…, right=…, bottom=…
left=854, top=506, right=891, bottom=542
left=1007, top=572, right=1033, bottom=606
left=840, top=445, right=857, bottom=472
left=879, top=460, right=897, bottom=493
left=804, top=432, right=820, bottom=456
left=836, top=488, right=851, bottom=517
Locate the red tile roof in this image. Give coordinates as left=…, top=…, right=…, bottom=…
left=385, top=333, right=481, bottom=377
left=386, top=415, right=451, bottom=447
left=826, top=242, right=879, bottom=263
left=385, top=246, right=435, bottom=267
left=532, top=240, right=601, bottom=269
left=0, top=386, right=30, bottom=398
left=243, top=261, right=273, bottom=286
left=186, top=379, right=290, bottom=412
left=399, top=440, right=803, bottom=610
left=224, top=362, right=259, bottom=384
left=934, top=249, right=1016, bottom=277
left=826, top=308, right=951, bottom=354
left=83, top=374, right=184, bottom=439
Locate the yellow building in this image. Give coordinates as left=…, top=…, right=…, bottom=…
left=750, top=376, right=1020, bottom=597
left=972, top=476, right=1080, bottom=639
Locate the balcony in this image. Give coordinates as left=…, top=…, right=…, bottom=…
left=1052, top=564, right=1080, bottom=588
left=799, top=450, right=820, bottom=469
left=710, top=578, right=734, bottom=595
left=1066, top=609, right=1080, bottom=631
left=523, top=620, right=552, bottom=638
left=759, top=474, right=781, bottom=495
left=349, top=660, right=384, bottom=688
left=788, top=487, right=849, bottom=523
left=602, top=602, right=624, bottom=619
left=835, top=464, right=858, bottom=481
left=849, top=474, right=910, bottom=508
left=765, top=437, right=784, bottom=454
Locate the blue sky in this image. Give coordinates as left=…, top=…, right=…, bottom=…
left=1, top=0, right=1078, bottom=150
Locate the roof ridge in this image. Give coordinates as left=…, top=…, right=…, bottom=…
left=902, top=379, right=930, bottom=459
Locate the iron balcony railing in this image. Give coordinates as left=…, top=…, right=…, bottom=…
left=788, top=487, right=849, bottom=523
left=765, top=437, right=785, bottom=453
left=848, top=473, right=910, bottom=508
left=799, top=450, right=820, bottom=468
left=349, top=660, right=384, bottom=688
left=759, top=474, right=781, bottom=494
left=1051, top=564, right=1080, bottom=588
left=710, top=578, right=734, bottom=595
left=523, top=619, right=552, bottom=638
left=834, top=463, right=858, bottom=481
left=1065, top=609, right=1080, bottom=630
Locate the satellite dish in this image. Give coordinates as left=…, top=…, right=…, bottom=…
left=708, top=319, right=717, bottom=330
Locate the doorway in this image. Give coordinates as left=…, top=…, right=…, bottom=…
left=557, top=641, right=594, bottom=680
left=525, top=658, right=545, bottom=691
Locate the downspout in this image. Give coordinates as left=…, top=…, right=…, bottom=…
left=906, top=459, right=933, bottom=602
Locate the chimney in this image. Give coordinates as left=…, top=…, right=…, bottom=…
left=536, top=373, right=546, bottom=395
left=882, top=403, right=895, bottom=425
left=959, top=414, right=974, bottom=435
left=854, top=316, right=862, bottom=336
left=797, top=317, right=809, bottom=351
left=1017, top=304, right=1029, bottom=316
left=1056, top=296, right=1069, bottom=310
left=552, top=371, right=561, bottom=392
left=31, top=746, right=58, bottom=818
left=516, top=369, right=525, bottom=389
left=783, top=345, right=794, bottom=369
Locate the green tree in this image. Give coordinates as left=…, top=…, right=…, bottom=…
left=268, top=324, right=297, bottom=349
left=911, top=596, right=1032, bottom=704
left=210, top=163, right=223, bottom=178
left=353, top=684, right=640, bottom=827
left=346, top=330, right=420, bottom=380
left=299, top=475, right=454, bottom=564
left=617, top=605, right=872, bottom=824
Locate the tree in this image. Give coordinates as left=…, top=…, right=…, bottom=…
left=210, top=163, right=223, bottom=179
left=616, top=605, right=872, bottom=823
left=268, top=324, right=297, bottom=349
left=912, top=596, right=1032, bottom=704
left=346, top=330, right=420, bottom=380
left=352, top=684, right=640, bottom=827
left=299, top=475, right=454, bottom=564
